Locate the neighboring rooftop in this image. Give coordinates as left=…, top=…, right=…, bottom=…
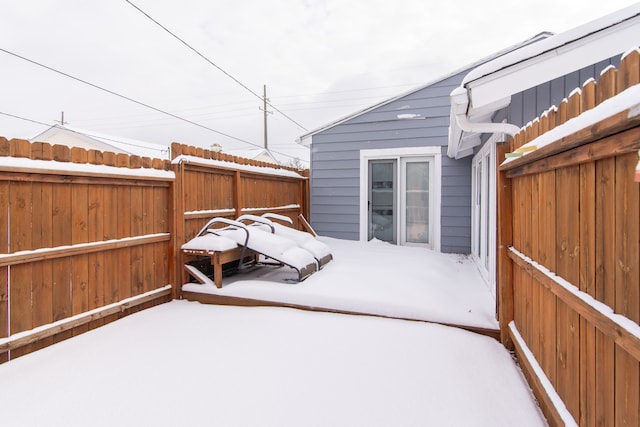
left=30, top=124, right=171, bottom=159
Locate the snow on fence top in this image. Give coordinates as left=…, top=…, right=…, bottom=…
left=0, top=136, right=174, bottom=179
left=170, top=142, right=309, bottom=178
left=504, top=46, right=639, bottom=160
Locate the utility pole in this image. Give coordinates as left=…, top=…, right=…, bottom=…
left=55, top=111, right=67, bottom=126
left=260, top=85, right=272, bottom=149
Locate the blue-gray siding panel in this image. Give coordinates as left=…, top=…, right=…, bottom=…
left=309, top=70, right=472, bottom=253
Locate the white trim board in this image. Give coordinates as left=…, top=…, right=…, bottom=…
left=359, top=146, right=441, bottom=251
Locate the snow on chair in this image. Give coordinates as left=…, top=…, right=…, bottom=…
left=182, top=216, right=318, bottom=288
left=237, top=214, right=333, bottom=269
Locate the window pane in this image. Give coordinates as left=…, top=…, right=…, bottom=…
left=369, top=160, right=397, bottom=243
left=405, top=162, right=429, bottom=244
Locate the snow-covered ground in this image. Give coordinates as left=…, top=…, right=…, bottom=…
left=0, top=301, right=545, bottom=426
left=0, top=237, right=547, bottom=426
left=183, top=236, right=499, bottom=330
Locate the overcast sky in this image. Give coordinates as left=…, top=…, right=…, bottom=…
left=1, top=0, right=638, bottom=162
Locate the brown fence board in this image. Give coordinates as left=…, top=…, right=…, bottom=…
left=87, top=185, right=105, bottom=311
left=51, top=183, right=72, bottom=330
left=596, top=157, right=616, bottom=307
left=31, top=182, right=53, bottom=351
left=595, top=331, right=615, bottom=427
left=105, top=185, right=119, bottom=303
left=130, top=186, right=144, bottom=295
left=72, top=183, right=89, bottom=320
left=554, top=165, right=581, bottom=420
left=580, top=162, right=596, bottom=297
left=538, top=170, right=557, bottom=388
left=556, top=299, right=580, bottom=420
left=115, top=186, right=129, bottom=302
left=0, top=182, right=7, bottom=363
left=540, top=286, right=557, bottom=389
left=579, top=318, right=596, bottom=427
left=10, top=182, right=33, bottom=336
left=143, top=187, right=155, bottom=292
left=556, top=165, right=580, bottom=285
left=615, top=348, right=639, bottom=427
left=0, top=267, right=9, bottom=363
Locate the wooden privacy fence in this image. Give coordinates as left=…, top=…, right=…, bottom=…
left=169, top=143, right=310, bottom=287
left=0, top=138, right=309, bottom=363
left=498, top=49, right=640, bottom=426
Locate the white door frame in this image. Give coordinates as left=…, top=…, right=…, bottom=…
left=359, top=146, right=441, bottom=251
left=471, top=135, right=500, bottom=297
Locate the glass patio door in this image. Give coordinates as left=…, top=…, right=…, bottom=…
left=367, top=157, right=432, bottom=247
left=401, top=159, right=431, bottom=246
left=368, top=160, right=397, bottom=243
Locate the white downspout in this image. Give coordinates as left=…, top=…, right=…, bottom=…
left=450, top=86, right=520, bottom=138
left=454, top=112, right=521, bottom=137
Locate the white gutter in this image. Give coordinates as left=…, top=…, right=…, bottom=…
left=448, top=86, right=520, bottom=159
left=447, top=4, right=640, bottom=159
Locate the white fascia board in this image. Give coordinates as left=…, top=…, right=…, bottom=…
left=467, top=16, right=640, bottom=111
left=297, top=134, right=312, bottom=148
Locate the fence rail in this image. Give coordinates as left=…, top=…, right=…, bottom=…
left=0, top=138, right=309, bottom=363
left=498, top=49, right=640, bottom=426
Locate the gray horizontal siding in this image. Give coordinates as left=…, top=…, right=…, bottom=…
left=309, top=47, right=625, bottom=255
left=309, top=70, right=473, bottom=253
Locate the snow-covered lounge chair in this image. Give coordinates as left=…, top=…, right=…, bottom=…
left=182, top=217, right=317, bottom=287
left=237, top=214, right=333, bottom=269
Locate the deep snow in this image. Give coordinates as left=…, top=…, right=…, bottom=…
left=0, top=301, right=545, bottom=426
left=0, top=236, right=547, bottom=426
left=183, top=236, right=499, bottom=330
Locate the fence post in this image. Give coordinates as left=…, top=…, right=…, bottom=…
left=170, top=159, right=184, bottom=299
left=496, top=141, right=514, bottom=349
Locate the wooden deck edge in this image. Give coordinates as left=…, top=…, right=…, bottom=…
left=1, top=289, right=172, bottom=363
left=181, top=290, right=501, bottom=340
left=509, top=321, right=576, bottom=427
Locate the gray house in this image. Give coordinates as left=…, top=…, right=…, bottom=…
left=297, top=34, right=551, bottom=253
left=299, top=4, right=640, bottom=296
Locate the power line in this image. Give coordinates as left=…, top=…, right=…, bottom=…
left=0, top=111, right=51, bottom=127
left=0, top=47, right=303, bottom=161
left=123, top=0, right=308, bottom=132
left=0, top=111, right=168, bottom=156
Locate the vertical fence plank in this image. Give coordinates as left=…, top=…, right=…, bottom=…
left=538, top=170, right=557, bottom=388
left=595, top=330, right=615, bottom=427
left=555, top=165, right=581, bottom=420
left=596, top=66, right=617, bottom=105
left=115, top=186, right=130, bottom=302
left=87, top=184, right=105, bottom=324
left=0, top=181, right=8, bottom=363
left=618, top=49, right=640, bottom=91
left=531, top=174, right=541, bottom=359
left=30, top=181, right=53, bottom=352
left=9, top=182, right=33, bottom=336
left=497, top=142, right=514, bottom=347
left=142, top=186, right=155, bottom=292
left=71, top=182, right=89, bottom=335
left=154, top=186, right=169, bottom=287
left=130, top=186, right=144, bottom=296
left=594, top=147, right=616, bottom=427
left=105, top=186, right=119, bottom=304
left=579, top=161, right=597, bottom=427
left=51, top=183, right=72, bottom=339
left=596, top=157, right=616, bottom=308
